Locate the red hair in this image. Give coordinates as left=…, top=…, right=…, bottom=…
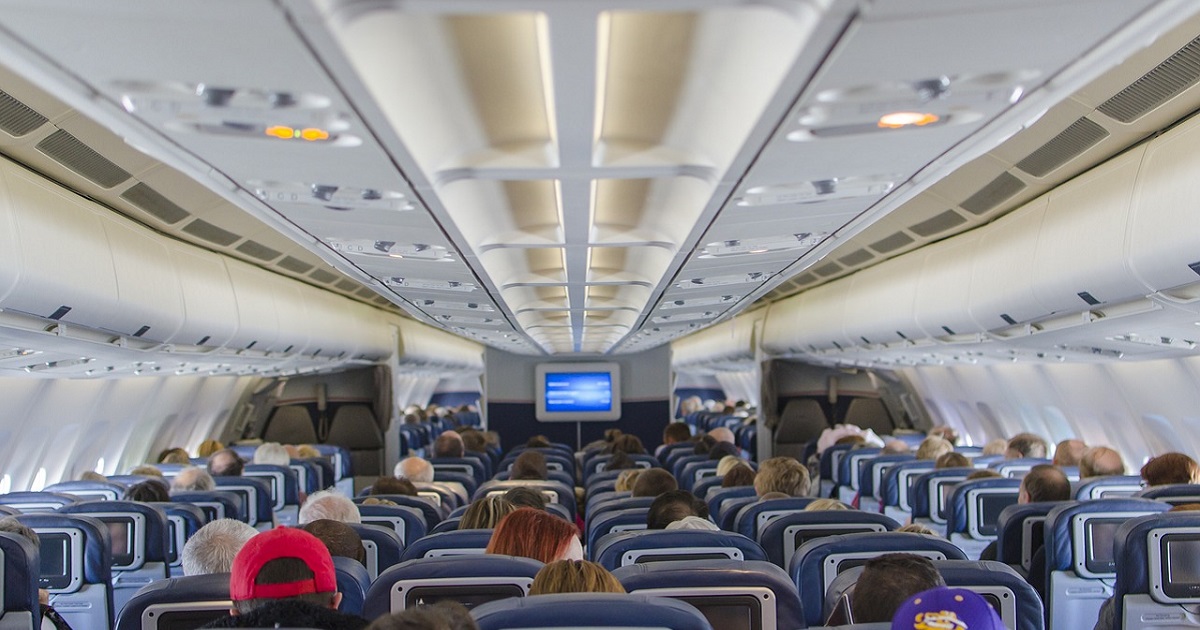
left=485, top=507, right=577, bottom=563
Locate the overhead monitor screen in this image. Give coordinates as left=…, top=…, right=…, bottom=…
left=535, top=363, right=621, bottom=421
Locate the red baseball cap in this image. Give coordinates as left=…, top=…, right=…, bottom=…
left=229, top=527, right=337, bottom=601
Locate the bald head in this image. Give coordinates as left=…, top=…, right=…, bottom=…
left=1080, top=446, right=1126, bottom=478
left=708, top=427, right=735, bottom=444
left=434, top=431, right=465, bottom=458
left=394, top=457, right=434, bottom=483
left=1053, top=439, right=1087, bottom=467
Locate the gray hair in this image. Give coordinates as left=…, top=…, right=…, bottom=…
left=298, top=489, right=361, bottom=525
left=181, top=518, right=257, bottom=576
left=253, top=442, right=291, bottom=467
left=395, top=457, right=435, bottom=483
left=171, top=466, right=216, bottom=492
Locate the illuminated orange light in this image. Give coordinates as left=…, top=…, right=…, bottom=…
left=877, top=112, right=940, bottom=129
left=265, top=125, right=295, bottom=139
left=300, top=128, right=330, bottom=141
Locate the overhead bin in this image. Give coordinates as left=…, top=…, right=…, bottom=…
left=167, top=245, right=239, bottom=348
left=671, top=310, right=764, bottom=371
left=915, top=232, right=982, bottom=339
left=396, top=320, right=484, bottom=372
left=1129, top=115, right=1200, bottom=298
left=840, top=243, right=921, bottom=346
left=966, top=199, right=1047, bottom=331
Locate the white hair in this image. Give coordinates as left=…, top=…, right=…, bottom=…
left=395, top=457, right=434, bottom=483
left=171, top=466, right=215, bottom=492
left=253, top=442, right=291, bottom=467
left=181, top=519, right=257, bottom=576
left=298, top=489, right=361, bottom=525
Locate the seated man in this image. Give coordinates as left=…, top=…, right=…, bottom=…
left=369, top=477, right=417, bottom=496
left=1005, top=433, right=1049, bottom=460
left=183, top=519, right=259, bottom=576
left=1080, top=446, right=1126, bottom=478
left=302, top=519, right=365, bottom=565
left=847, top=554, right=945, bottom=624
left=394, top=457, right=434, bottom=484
left=298, top=490, right=361, bottom=525
left=208, top=449, right=245, bottom=477
left=202, top=527, right=367, bottom=628
left=631, top=469, right=677, bottom=498
left=433, top=432, right=465, bottom=459
left=978, top=464, right=1070, bottom=562
left=754, top=457, right=811, bottom=497
left=1053, top=439, right=1087, bottom=467
left=172, top=466, right=216, bottom=492
left=646, top=490, right=710, bottom=530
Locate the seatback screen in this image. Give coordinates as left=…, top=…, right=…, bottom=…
left=405, top=585, right=524, bottom=610
left=1163, top=534, right=1200, bottom=600
left=38, top=532, right=71, bottom=590
left=1085, top=519, right=1122, bottom=574
left=676, top=595, right=760, bottom=630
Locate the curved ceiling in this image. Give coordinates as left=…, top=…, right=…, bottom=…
left=0, top=0, right=1195, bottom=356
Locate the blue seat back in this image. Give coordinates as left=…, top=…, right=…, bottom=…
left=880, top=459, right=934, bottom=514
left=113, top=573, right=231, bottom=630
left=431, top=470, right=478, bottom=497
left=587, top=508, right=650, bottom=558
left=908, top=467, right=973, bottom=523
left=1113, top=512, right=1200, bottom=627
left=759, top=511, right=899, bottom=570
left=151, top=502, right=205, bottom=576
left=585, top=455, right=660, bottom=484
left=860, top=454, right=915, bottom=502
left=475, top=480, right=576, bottom=519
left=470, top=593, right=714, bottom=630
left=356, top=503, right=428, bottom=547
left=615, top=559, right=804, bottom=630
left=989, top=457, right=1051, bottom=479
left=945, top=477, right=1022, bottom=539
left=819, top=444, right=857, bottom=488
left=0, top=492, right=80, bottom=513
left=993, top=501, right=1060, bottom=573
left=169, top=491, right=242, bottom=523
left=590, top=496, right=655, bottom=523
left=837, top=448, right=882, bottom=495
left=0, top=531, right=41, bottom=630
left=17, top=513, right=113, bottom=629
left=288, top=459, right=321, bottom=494
left=364, top=554, right=542, bottom=618
left=732, top=498, right=817, bottom=541
left=59, top=500, right=171, bottom=615
left=789, top=531, right=966, bottom=627
left=593, top=529, right=767, bottom=572
left=717, top=496, right=759, bottom=532
left=333, top=556, right=370, bottom=616
left=242, top=464, right=301, bottom=524
left=492, top=469, right=575, bottom=488
left=1072, top=475, right=1142, bottom=500
left=399, top=529, right=493, bottom=562
left=43, top=481, right=126, bottom=501
left=348, top=523, right=404, bottom=581
left=210, top=476, right=273, bottom=529
left=313, top=444, right=353, bottom=480
left=1135, top=483, right=1200, bottom=506
left=355, top=495, right=442, bottom=528
left=585, top=490, right=630, bottom=517
left=706, top=486, right=757, bottom=523
left=431, top=457, right=488, bottom=486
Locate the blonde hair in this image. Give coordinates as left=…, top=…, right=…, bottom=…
left=614, top=469, right=643, bottom=493
left=915, top=437, right=953, bottom=461
left=530, top=560, right=626, bottom=595
left=197, top=439, right=224, bottom=458
left=296, top=444, right=321, bottom=459
left=460, top=496, right=517, bottom=530
left=804, top=498, right=850, bottom=511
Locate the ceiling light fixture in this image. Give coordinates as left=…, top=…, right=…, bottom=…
left=674, top=272, right=766, bottom=290
left=384, top=278, right=477, bottom=292
left=877, top=111, right=940, bottom=128
left=736, top=176, right=895, bottom=207
left=700, top=233, right=828, bottom=258
left=325, top=239, right=452, bottom=261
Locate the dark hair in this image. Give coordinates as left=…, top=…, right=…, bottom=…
left=503, top=487, right=547, bottom=511
left=692, top=435, right=716, bottom=455
left=721, top=465, right=756, bottom=488
left=511, top=451, right=549, bottom=481
left=631, top=469, right=678, bottom=498
left=708, top=441, right=740, bottom=461
left=1006, top=433, right=1049, bottom=459
left=606, top=434, right=645, bottom=455
left=207, top=448, right=244, bottom=477
left=605, top=450, right=636, bottom=471
left=935, top=452, right=971, bottom=469
left=460, top=430, right=487, bottom=454
left=646, top=490, right=708, bottom=530
left=1021, top=464, right=1071, bottom=503
left=526, top=435, right=552, bottom=448
left=851, top=554, right=945, bottom=623
left=662, top=423, right=692, bottom=445
left=234, top=557, right=336, bottom=614
left=434, top=432, right=465, bottom=458
left=302, top=519, right=365, bottom=564
left=371, top=477, right=417, bottom=496
left=124, top=480, right=170, bottom=503
left=1142, top=452, right=1200, bottom=486
left=365, top=601, right=478, bottom=630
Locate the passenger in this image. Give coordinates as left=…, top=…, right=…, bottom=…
left=980, top=438, right=1009, bottom=456
left=804, top=498, right=850, bottom=511
left=716, top=454, right=744, bottom=477
left=182, top=518, right=258, bottom=575
left=296, top=444, right=321, bottom=459
left=201, top=527, right=367, bottom=629
left=172, top=466, right=216, bottom=492
left=895, top=523, right=938, bottom=536
left=1079, top=446, right=1126, bottom=477
left=129, top=464, right=165, bottom=477
left=197, top=439, right=225, bottom=458
left=485, top=508, right=582, bottom=563
left=483, top=431, right=502, bottom=452
left=835, top=434, right=867, bottom=448
left=510, top=451, right=548, bottom=480
left=915, top=437, right=953, bottom=461
left=966, top=469, right=1002, bottom=480
left=658, top=422, right=692, bottom=456
left=721, top=464, right=756, bottom=488
left=529, top=560, right=625, bottom=595
left=613, top=469, right=642, bottom=492
left=432, top=431, right=464, bottom=458
left=665, top=515, right=720, bottom=531
left=502, top=487, right=547, bottom=511
left=208, top=448, right=245, bottom=477
left=927, top=426, right=960, bottom=446
left=979, top=464, right=1069, bottom=563
left=459, top=429, right=488, bottom=455
left=631, top=469, right=677, bottom=498
left=935, top=452, right=970, bottom=469
left=605, top=450, right=637, bottom=471
left=158, top=447, right=192, bottom=465
left=0, top=517, right=72, bottom=629
left=890, top=586, right=1003, bottom=630
left=78, top=470, right=107, bottom=482
left=369, top=476, right=417, bottom=496
left=298, top=490, right=361, bottom=525
left=707, top=441, right=740, bottom=461
left=692, top=434, right=716, bottom=455
left=364, top=601, right=477, bottom=630
left=754, top=457, right=811, bottom=497
left=882, top=439, right=911, bottom=454
left=394, top=457, right=434, bottom=483
left=1141, top=452, right=1200, bottom=486
left=606, top=433, right=646, bottom=455
left=459, top=496, right=516, bottom=530
left=302, top=519, right=365, bottom=565
left=525, top=435, right=552, bottom=448
left=1052, top=439, right=1087, bottom=467
left=646, top=490, right=709, bottom=529
left=708, top=426, right=736, bottom=445
left=253, top=442, right=291, bottom=467
left=1005, top=433, right=1049, bottom=459
left=124, top=480, right=170, bottom=502
left=678, top=396, right=703, bottom=418
left=848, top=554, right=945, bottom=624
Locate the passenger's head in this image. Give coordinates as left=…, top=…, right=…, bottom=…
left=78, top=470, right=107, bottom=482
left=197, top=439, right=224, bottom=458
left=708, top=427, right=735, bottom=445
left=1052, top=439, right=1087, bottom=467
left=370, top=476, right=417, bottom=496
left=850, top=553, right=946, bottom=623
left=485, top=508, right=581, bottom=563
left=207, top=448, right=245, bottom=477
left=1005, top=433, right=1049, bottom=459
left=511, top=451, right=548, bottom=481
left=460, top=430, right=487, bottom=454
left=433, top=431, right=465, bottom=458
left=935, top=452, right=971, bottom=469
left=124, top=480, right=170, bottom=503
left=295, top=444, right=320, bottom=459
left=754, top=457, right=811, bottom=497
left=129, top=464, right=164, bottom=477
left=157, top=447, right=192, bottom=465
left=301, top=519, right=365, bottom=564
left=915, top=437, right=953, bottom=461
left=608, top=434, right=646, bottom=455
left=722, top=464, right=756, bottom=488
left=891, top=586, right=1003, bottom=630
left=1080, top=446, right=1126, bottom=478
left=927, top=426, right=960, bottom=446
left=882, top=440, right=911, bottom=455
left=981, top=439, right=1009, bottom=456
left=895, top=523, right=937, bottom=536
left=252, top=442, right=291, bottom=467
left=1142, top=452, right=1200, bottom=486
left=229, top=527, right=341, bottom=615
left=0, top=517, right=38, bottom=547
left=171, top=466, right=216, bottom=492
left=365, top=601, right=478, bottom=630
left=502, top=487, right=547, bottom=511
left=662, top=422, right=692, bottom=446
left=708, top=441, right=740, bottom=462
left=395, top=457, right=434, bottom=483
left=529, top=560, right=625, bottom=596
left=631, top=469, right=678, bottom=498
left=613, top=469, right=643, bottom=493
left=298, top=490, right=361, bottom=525
left=716, top=455, right=744, bottom=477
left=459, top=496, right=516, bottom=530
left=804, top=498, right=850, bottom=511
left=692, top=434, right=716, bottom=455
left=181, top=518, right=258, bottom=576
left=966, top=469, right=1002, bottom=481
left=525, top=435, right=552, bottom=449
left=1019, top=464, right=1071, bottom=503
left=646, top=490, right=709, bottom=530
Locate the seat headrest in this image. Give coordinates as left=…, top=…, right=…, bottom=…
left=0, top=531, right=41, bottom=619
left=733, top=497, right=818, bottom=539
left=113, top=573, right=231, bottom=630
left=945, top=477, right=1021, bottom=536
left=59, top=500, right=170, bottom=564
left=16, top=512, right=112, bottom=586
left=470, top=593, right=712, bottom=630
left=1044, top=497, right=1169, bottom=573
left=593, top=528, right=767, bottom=571
left=759, top=511, right=899, bottom=568
left=1114, top=511, right=1200, bottom=622
left=993, top=501, right=1060, bottom=566
left=909, top=467, right=974, bottom=518
left=398, top=529, right=493, bottom=563
left=860, top=454, right=916, bottom=497
left=881, top=460, right=934, bottom=507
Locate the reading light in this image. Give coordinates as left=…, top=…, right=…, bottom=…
left=878, top=112, right=940, bottom=128
left=264, top=126, right=332, bottom=141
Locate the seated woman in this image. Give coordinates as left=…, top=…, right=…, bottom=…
left=485, top=507, right=582, bottom=563
left=530, top=560, right=625, bottom=595
left=459, top=496, right=516, bottom=530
